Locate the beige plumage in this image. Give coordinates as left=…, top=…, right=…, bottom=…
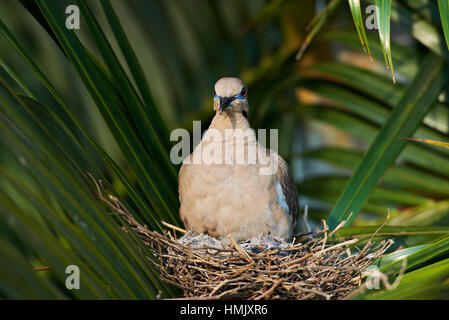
left=179, top=77, right=298, bottom=242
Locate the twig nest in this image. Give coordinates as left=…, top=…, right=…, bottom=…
left=92, top=181, right=393, bottom=300
left=147, top=228, right=392, bottom=300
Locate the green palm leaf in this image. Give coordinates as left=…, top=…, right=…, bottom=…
left=326, top=53, right=449, bottom=229
left=32, top=0, right=180, bottom=226
left=0, top=74, right=175, bottom=298
left=351, top=235, right=449, bottom=299
left=301, top=147, right=449, bottom=197
left=437, top=0, right=449, bottom=50
left=348, top=0, right=373, bottom=60
left=0, top=16, right=164, bottom=231
left=296, top=0, right=343, bottom=60
left=295, top=103, right=449, bottom=178
left=375, top=0, right=395, bottom=83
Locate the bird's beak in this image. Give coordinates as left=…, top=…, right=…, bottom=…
left=219, top=97, right=233, bottom=115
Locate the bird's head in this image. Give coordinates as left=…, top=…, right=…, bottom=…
left=213, top=77, right=248, bottom=118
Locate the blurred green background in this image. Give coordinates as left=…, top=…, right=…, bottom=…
left=1, top=0, right=449, bottom=299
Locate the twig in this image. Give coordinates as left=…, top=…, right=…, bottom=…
left=253, top=279, right=284, bottom=300
left=162, top=221, right=186, bottom=234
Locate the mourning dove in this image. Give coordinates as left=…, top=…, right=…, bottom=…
left=178, top=77, right=298, bottom=242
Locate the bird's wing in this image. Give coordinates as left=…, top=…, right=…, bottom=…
left=178, top=154, right=194, bottom=229
left=178, top=154, right=193, bottom=204
left=272, top=150, right=299, bottom=224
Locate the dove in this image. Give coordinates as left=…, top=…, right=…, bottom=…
left=178, top=77, right=298, bottom=242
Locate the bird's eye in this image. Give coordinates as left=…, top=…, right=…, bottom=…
left=240, top=87, right=247, bottom=98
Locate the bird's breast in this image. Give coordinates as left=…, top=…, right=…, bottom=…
left=179, top=139, right=292, bottom=241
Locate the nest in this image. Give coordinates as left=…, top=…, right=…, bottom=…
left=93, top=178, right=393, bottom=300
left=148, top=229, right=391, bottom=300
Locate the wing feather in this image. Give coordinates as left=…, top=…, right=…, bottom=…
left=274, top=152, right=299, bottom=224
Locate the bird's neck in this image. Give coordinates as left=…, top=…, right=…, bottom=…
left=209, top=111, right=250, bottom=132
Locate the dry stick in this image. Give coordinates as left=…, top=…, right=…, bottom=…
left=209, top=278, right=240, bottom=297
left=162, top=221, right=186, bottom=234
left=253, top=279, right=284, bottom=300
left=381, top=258, right=408, bottom=290
left=315, top=239, right=359, bottom=255
left=321, top=219, right=328, bottom=251
left=356, top=209, right=391, bottom=260
left=303, top=205, right=310, bottom=234
left=295, top=286, right=332, bottom=300
left=345, top=256, right=407, bottom=299
left=391, top=259, right=407, bottom=287
left=328, top=212, right=354, bottom=239
left=228, top=236, right=255, bottom=265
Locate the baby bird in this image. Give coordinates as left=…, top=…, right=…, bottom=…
left=178, top=77, right=298, bottom=242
